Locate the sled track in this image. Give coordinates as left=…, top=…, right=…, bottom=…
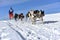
left=7, top=22, right=26, bottom=40
left=7, top=21, right=49, bottom=40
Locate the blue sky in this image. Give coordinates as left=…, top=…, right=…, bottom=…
left=0, top=0, right=60, bottom=20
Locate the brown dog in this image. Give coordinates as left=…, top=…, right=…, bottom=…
left=19, top=13, right=24, bottom=21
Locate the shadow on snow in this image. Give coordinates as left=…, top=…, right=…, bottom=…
left=44, top=21, right=58, bottom=24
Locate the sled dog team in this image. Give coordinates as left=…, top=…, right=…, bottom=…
left=9, top=8, right=45, bottom=24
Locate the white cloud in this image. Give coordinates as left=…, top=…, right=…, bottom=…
left=0, top=0, right=30, bottom=7
left=34, top=2, right=60, bottom=10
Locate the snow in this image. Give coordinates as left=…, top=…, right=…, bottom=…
left=0, top=13, right=60, bottom=40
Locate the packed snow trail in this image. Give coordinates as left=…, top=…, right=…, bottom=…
left=7, top=20, right=48, bottom=40
left=7, top=22, right=26, bottom=40
left=0, top=21, right=24, bottom=40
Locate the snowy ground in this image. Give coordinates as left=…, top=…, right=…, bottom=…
left=0, top=13, right=60, bottom=40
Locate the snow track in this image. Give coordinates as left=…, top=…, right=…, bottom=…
left=0, top=22, right=23, bottom=40
left=7, top=20, right=49, bottom=40
left=7, top=22, right=26, bottom=40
